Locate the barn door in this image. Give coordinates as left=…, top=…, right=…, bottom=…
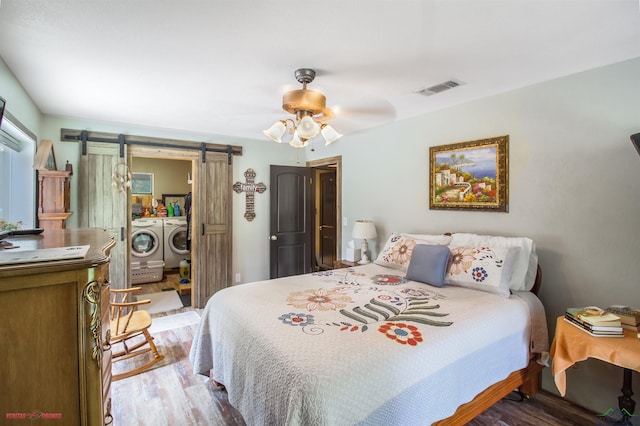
left=78, top=141, right=130, bottom=290
left=194, top=151, right=232, bottom=308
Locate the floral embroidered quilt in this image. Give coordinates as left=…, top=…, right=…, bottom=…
left=190, top=263, right=546, bottom=425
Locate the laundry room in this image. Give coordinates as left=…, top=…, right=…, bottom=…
left=130, top=156, right=193, bottom=305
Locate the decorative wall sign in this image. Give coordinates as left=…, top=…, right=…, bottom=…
left=429, top=135, right=509, bottom=212
left=233, top=168, right=267, bottom=221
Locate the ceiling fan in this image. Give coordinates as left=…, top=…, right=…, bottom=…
left=263, top=68, right=343, bottom=148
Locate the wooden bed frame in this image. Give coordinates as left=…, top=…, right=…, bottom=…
left=434, top=264, right=544, bottom=425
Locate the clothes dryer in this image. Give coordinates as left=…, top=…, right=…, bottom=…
left=131, top=218, right=164, bottom=262
left=163, top=216, right=189, bottom=269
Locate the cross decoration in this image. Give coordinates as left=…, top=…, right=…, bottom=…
left=233, top=168, right=267, bottom=222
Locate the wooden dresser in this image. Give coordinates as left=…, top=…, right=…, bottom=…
left=0, top=229, right=115, bottom=425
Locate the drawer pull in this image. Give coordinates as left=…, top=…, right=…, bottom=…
left=104, top=397, right=113, bottom=425
left=103, top=329, right=111, bottom=351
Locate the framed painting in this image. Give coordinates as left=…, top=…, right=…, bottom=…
left=131, top=172, right=154, bottom=195
left=429, top=135, right=509, bottom=212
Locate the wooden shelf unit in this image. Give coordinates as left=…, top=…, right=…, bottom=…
left=37, top=168, right=72, bottom=230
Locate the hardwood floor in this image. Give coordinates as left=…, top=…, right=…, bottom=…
left=112, top=274, right=598, bottom=425
left=135, top=271, right=190, bottom=297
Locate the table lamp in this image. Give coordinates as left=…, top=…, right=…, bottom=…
left=352, top=220, right=377, bottom=264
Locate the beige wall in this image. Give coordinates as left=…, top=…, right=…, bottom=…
left=130, top=157, right=192, bottom=205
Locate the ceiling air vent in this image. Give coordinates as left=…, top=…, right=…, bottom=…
left=416, top=79, right=464, bottom=96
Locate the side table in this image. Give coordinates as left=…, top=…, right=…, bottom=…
left=334, top=259, right=356, bottom=269
left=550, top=316, right=640, bottom=422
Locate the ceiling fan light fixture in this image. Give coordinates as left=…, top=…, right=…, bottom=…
left=297, top=114, right=320, bottom=139
left=321, top=124, right=343, bottom=145
left=265, top=68, right=341, bottom=149
left=263, top=120, right=287, bottom=143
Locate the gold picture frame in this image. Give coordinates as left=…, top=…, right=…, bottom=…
left=429, top=135, right=509, bottom=212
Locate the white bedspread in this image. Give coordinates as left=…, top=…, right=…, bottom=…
left=190, top=263, right=547, bottom=425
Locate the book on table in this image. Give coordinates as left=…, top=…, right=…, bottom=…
left=604, top=305, right=640, bottom=327
left=622, top=323, right=640, bottom=332
left=565, top=306, right=623, bottom=337
left=564, top=315, right=624, bottom=335
left=565, top=306, right=622, bottom=327
left=563, top=317, right=624, bottom=337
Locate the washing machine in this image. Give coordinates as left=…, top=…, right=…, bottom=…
left=163, top=216, right=190, bottom=269
left=131, top=218, right=164, bottom=262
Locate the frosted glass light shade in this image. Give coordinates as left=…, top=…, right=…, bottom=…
left=289, top=131, right=309, bottom=148
left=297, top=115, right=321, bottom=139
left=263, top=121, right=287, bottom=143
left=321, top=124, right=343, bottom=145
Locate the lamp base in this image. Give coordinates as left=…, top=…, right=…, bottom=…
left=358, top=249, right=371, bottom=265
left=357, top=239, right=371, bottom=264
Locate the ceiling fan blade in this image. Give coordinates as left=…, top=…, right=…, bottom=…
left=332, top=98, right=396, bottom=119
left=327, top=98, right=397, bottom=134
left=316, top=107, right=335, bottom=123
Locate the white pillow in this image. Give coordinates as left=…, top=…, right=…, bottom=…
left=449, top=233, right=538, bottom=291
left=445, top=246, right=520, bottom=298
left=401, top=233, right=452, bottom=246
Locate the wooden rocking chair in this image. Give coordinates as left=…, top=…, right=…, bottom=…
left=109, top=287, right=164, bottom=381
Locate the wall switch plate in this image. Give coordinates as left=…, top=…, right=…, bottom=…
left=235, top=273, right=241, bottom=283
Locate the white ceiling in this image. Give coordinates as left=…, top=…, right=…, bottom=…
left=1, top=1, right=639, bottom=141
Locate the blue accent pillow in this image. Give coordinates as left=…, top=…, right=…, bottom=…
left=405, top=244, right=451, bottom=287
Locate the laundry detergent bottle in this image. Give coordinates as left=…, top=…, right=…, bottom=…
left=179, top=259, right=190, bottom=279
left=174, top=202, right=181, bottom=216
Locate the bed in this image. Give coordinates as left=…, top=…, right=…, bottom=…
left=190, top=232, right=549, bottom=425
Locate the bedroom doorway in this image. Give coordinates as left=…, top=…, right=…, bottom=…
left=269, top=156, right=342, bottom=279
left=69, top=128, right=240, bottom=308
left=314, top=167, right=337, bottom=270
left=130, top=146, right=233, bottom=309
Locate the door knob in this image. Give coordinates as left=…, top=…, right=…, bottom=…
left=270, top=235, right=278, bottom=241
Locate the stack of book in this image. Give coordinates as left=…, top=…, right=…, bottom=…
left=564, top=306, right=624, bottom=337
left=605, top=305, right=640, bottom=336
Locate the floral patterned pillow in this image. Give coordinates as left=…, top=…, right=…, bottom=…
left=449, top=233, right=537, bottom=291
left=374, top=233, right=443, bottom=271
left=445, top=246, right=520, bottom=298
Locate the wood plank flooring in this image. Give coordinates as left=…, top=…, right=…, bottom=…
left=111, top=276, right=599, bottom=425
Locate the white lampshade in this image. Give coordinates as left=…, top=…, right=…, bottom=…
left=263, top=121, right=287, bottom=143
left=289, top=131, right=309, bottom=148
left=352, top=220, right=377, bottom=240
left=297, top=115, right=321, bottom=139
left=320, top=124, right=343, bottom=145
